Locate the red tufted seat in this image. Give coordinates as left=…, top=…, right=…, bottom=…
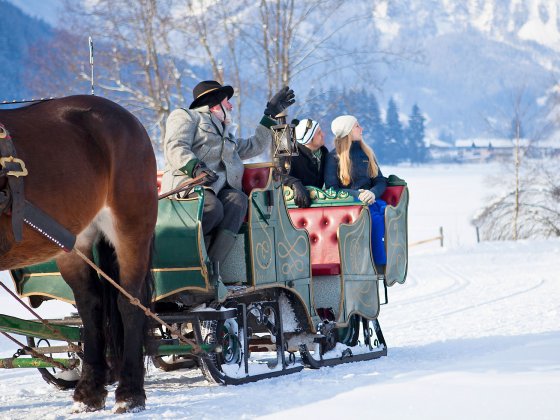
left=287, top=186, right=404, bottom=277
left=288, top=206, right=362, bottom=276
left=241, top=164, right=272, bottom=194
left=381, top=186, right=404, bottom=207
left=157, top=171, right=163, bottom=193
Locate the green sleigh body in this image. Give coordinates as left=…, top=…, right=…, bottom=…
left=4, top=165, right=409, bottom=385
left=10, top=172, right=408, bottom=321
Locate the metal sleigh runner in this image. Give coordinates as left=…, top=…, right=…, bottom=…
left=0, top=102, right=409, bottom=408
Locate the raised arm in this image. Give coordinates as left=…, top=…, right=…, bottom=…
left=237, top=85, right=296, bottom=160
left=235, top=116, right=277, bottom=160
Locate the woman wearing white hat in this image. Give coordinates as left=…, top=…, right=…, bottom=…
left=325, top=115, right=387, bottom=264
left=284, top=118, right=329, bottom=208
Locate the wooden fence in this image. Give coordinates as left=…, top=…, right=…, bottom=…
left=409, top=226, right=444, bottom=248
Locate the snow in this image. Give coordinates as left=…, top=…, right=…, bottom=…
left=372, top=1, right=401, bottom=41
left=518, top=0, right=560, bottom=50
left=469, top=0, right=494, bottom=33
left=1, top=162, right=559, bottom=419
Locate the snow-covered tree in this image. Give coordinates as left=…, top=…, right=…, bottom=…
left=27, top=0, right=195, bottom=145
left=472, top=162, right=560, bottom=240
left=383, top=97, right=405, bottom=163
left=510, top=116, right=525, bottom=140
left=406, top=104, right=427, bottom=163
left=366, top=93, right=385, bottom=158
left=475, top=85, right=559, bottom=240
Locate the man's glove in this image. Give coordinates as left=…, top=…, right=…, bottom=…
left=358, top=189, right=375, bottom=205
left=192, top=161, right=218, bottom=185
left=264, top=86, right=296, bottom=117
left=292, top=181, right=311, bottom=208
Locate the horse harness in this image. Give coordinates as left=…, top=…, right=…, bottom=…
left=0, top=123, right=28, bottom=243
left=0, top=123, right=203, bottom=352
left=0, top=122, right=75, bottom=250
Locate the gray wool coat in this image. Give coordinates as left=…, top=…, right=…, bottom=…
left=161, top=107, right=275, bottom=195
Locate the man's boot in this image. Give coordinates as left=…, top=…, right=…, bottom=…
left=207, top=229, right=237, bottom=302
left=208, top=261, right=227, bottom=303
left=204, top=234, right=213, bottom=252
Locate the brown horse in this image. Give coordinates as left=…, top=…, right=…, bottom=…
left=0, top=95, right=158, bottom=413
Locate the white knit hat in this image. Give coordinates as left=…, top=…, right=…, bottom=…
left=295, top=118, right=319, bottom=145
left=331, top=115, right=357, bottom=138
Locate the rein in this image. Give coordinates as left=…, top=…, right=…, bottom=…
left=158, top=173, right=208, bottom=200
left=0, top=123, right=28, bottom=242
left=0, top=123, right=204, bottom=354
left=0, top=281, right=82, bottom=371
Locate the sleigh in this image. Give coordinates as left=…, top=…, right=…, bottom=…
left=3, top=161, right=408, bottom=386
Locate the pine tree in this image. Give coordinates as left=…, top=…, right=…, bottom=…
left=406, top=104, right=427, bottom=163
left=346, top=89, right=384, bottom=154
left=343, top=88, right=371, bottom=137
left=369, top=94, right=385, bottom=160
left=384, top=98, right=405, bottom=163
left=325, top=88, right=385, bottom=158
left=298, top=86, right=335, bottom=149
left=322, top=87, right=346, bottom=149
left=300, top=87, right=323, bottom=124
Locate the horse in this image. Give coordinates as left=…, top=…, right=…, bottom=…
left=0, top=95, right=158, bottom=413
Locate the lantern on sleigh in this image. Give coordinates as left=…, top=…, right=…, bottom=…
left=271, top=111, right=298, bottom=178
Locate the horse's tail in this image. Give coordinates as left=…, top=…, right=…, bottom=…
left=97, top=238, right=123, bottom=382
left=97, top=235, right=155, bottom=381
left=143, top=235, right=155, bottom=352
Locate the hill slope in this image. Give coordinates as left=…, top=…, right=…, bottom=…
left=0, top=0, right=52, bottom=100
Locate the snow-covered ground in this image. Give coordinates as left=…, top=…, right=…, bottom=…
left=1, top=163, right=559, bottom=419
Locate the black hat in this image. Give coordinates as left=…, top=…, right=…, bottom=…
left=189, top=80, right=234, bottom=109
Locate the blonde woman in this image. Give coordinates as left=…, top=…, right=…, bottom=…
left=324, top=115, right=387, bottom=264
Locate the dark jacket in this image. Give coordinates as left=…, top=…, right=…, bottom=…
left=283, top=143, right=329, bottom=188
left=324, top=141, right=387, bottom=199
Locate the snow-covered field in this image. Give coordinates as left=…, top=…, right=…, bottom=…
left=1, top=163, right=559, bottom=419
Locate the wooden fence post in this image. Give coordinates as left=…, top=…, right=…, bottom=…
left=409, top=227, right=445, bottom=248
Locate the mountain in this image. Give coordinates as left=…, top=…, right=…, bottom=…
left=0, top=0, right=52, bottom=101
left=2, top=0, right=559, bottom=142
left=367, top=0, right=560, bottom=140
left=5, top=0, right=60, bottom=26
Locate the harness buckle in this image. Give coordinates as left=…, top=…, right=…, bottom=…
left=0, top=156, right=28, bottom=177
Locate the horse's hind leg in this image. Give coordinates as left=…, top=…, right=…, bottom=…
left=55, top=232, right=108, bottom=411
left=105, top=211, right=155, bottom=413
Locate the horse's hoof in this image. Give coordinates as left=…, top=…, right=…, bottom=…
left=112, top=400, right=146, bottom=414
left=70, top=401, right=105, bottom=413
left=72, top=386, right=107, bottom=412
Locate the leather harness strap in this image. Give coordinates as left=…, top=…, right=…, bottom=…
left=0, top=123, right=27, bottom=242
left=0, top=125, right=202, bottom=352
